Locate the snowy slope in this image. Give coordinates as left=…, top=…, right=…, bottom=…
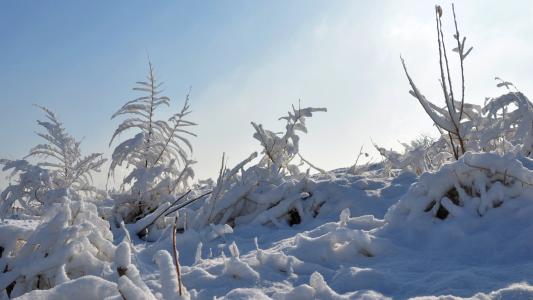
left=3, top=155, right=533, bottom=299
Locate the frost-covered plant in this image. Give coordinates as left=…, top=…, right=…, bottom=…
left=189, top=104, right=327, bottom=229
left=375, top=136, right=452, bottom=175
left=386, top=152, right=533, bottom=222
left=0, top=160, right=52, bottom=218
left=252, top=103, right=326, bottom=176
left=0, top=195, right=185, bottom=299
left=383, top=5, right=533, bottom=176
left=402, top=4, right=473, bottom=160
left=348, top=145, right=372, bottom=175
left=0, top=106, right=106, bottom=218
left=478, top=79, right=533, bottom=155
left=0, top=196, right=116, bottom=298
left=190, top=152, right=259, bottom=228
left=27, top=106, right=106, bottom=191
left=377, top=79, right=533, bottom=175
left=109, top=62, right=197, bottom=223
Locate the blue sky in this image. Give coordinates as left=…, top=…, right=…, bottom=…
left=2, top=1, right=533, bottom=187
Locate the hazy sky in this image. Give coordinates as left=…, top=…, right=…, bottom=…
left=1, top=1, right=533, bottom=187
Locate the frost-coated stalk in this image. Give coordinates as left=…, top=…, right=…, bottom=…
left=452, top=4, right=466, bottom=122
left=145, top=61, right=156, bottom=168
left=298, top=153, right=325, bottom=174
left=401, top=5, right=471, bottom=161
left=164, top=190, right=212, bottom=217
left=436, top=6, right=464, bottom=159
left=172, top=216, right=183, bottom=296
left=135, top=190, right=191, bottom=235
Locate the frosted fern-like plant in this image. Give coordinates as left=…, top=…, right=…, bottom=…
left=27, top=106, right=106, bottom=191
left=0, top=106, right=106, bottom=218
left=109, top=62, right=197, bottom=222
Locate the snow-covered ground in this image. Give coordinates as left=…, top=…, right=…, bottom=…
left=5, top=156, right=533, bottom=300
left=131, top=163, right=533, bottom=299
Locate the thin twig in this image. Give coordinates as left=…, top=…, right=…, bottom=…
left=452, top=4, right=466, bottom=122
left=135, top=190, right=191, bottom=235
left=172, top=216, right=183, bottom=296
left=435, top=5, right=465, bottom=158
left=297, top=153, right=326, bottom=174
left=164, top=191, right=213, bottom=217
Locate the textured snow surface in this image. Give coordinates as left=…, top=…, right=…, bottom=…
left=4, top=154, right=533, bottom=299
left=13, top=276, right=120, bottom=300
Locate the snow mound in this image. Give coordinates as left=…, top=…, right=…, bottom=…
left=386, top=152, right=533, bottom=222
left=13, top=276, right=120, bottom=300
left=0, top=196, right=117, bottom=298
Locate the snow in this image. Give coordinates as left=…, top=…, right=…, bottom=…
left=12, top=276, right=120, bottom=300
left=92, top=157, right=530, bottom=299
left=1, top=155, right=533, bottom=299
left=4, top=147, right=533, bottom=300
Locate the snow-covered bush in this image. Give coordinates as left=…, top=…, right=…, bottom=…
left=0, top=160, right=53, bottom=218
left=0, top=106, right=106, bottom=218
left=378, top=82, right=533, bottom=176
left=188, top=104, right=327, bottom=229
left=0, top=196, right=116, bottom=298
left=386, top=152, right=533, bottom=222
left=379, top=5, right=533, bottom=175
left=108, top=62, right=197, bottom=223
left=0, top=193, right=190, bottom=299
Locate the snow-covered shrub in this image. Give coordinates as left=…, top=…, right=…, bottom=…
left=0, top=195, right=184, bottom=299
left=0, top=196, right=116, bottom=298
left=0, top=106, right=106, bottom=218
left=385, top=5, right=533, bottom=175
left=0, top=160, right=53, bottom=218
left=377, top=79, right=533, bottom=176
left=386, top=152, right=533, bottom=222
left=189, top=104, right=327, bottom=229
left=108, top=62, right=197, bottom=223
